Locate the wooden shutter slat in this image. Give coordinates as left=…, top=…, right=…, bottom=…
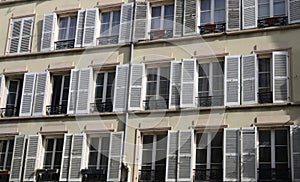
left=227, top=0, right=241, bottom=31
left=60, top=134, right=73, bottom=181
left=69, top=134, right=86, bottom=181
left=184, top=0, right=197, bottom=35
left=242, top=54, right=257, bottom=104
left=9, top=135, right=26, bottom=182
left=289, top=0, right=300, bottom=24
left=166, top=130, right=178, bottom=181
left=67, top=69, right=79, bottom=114
left=33, top=72, right=49, bottom=116
left=129, top=64, right=145, bottom=110
left=76, top=68, right=92, bottom=114
left=174, top=0, right=184, bottom=36
left=20, top=73, right=36, bottom=116
left=113, top=65, right=129, bottom=112
left=75, top=10, right=86, bottom=48
left=178, top=130, right=193, bottom=181
left=8, top=19, right=22, bottom=54
left=83, top=8, right=99, bottom=47
left=134, top=2, right=149, bottom=41
left=41, top=13, right=57, bottom=51
left=225, top=56, right=241, bottom=106
left=119, top=3, right=134, bottom=43
left=20, top=17, right=34, bottom=53
left=181, top=59, right=197, bottom=108
left=242, top=0, right=257, bottom=29
left=169, top=61, right=182, bottom=109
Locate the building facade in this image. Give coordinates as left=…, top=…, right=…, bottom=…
left=0, top=0, right=299, bottom=181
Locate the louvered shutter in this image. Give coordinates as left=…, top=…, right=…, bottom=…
left=166, top=131, right=178, bottom=181
left=225, top=56, right=241, bottom=106
left=107, top=132, right=124, bottom=182
left=60, top=134, right=73, bottom=181
left=242, top=54, right=257, bottom=104
left=184, top=0, right=197, bottom=35
left=129, top=64, right=145, bottom=110
left=20, top=73, right=36, bottom=116
left=227, top=0, right=241, bottom=30
left=178, top=130, right=193, bottom=181
left=113, top=65, right=129, bottom=112
left=289, top=0, right=300, bottom=24
left=290, top=125, right=300, bottom=181
left=33, top=72, right=49, bottom=116
left=9, top=135, right=26, bottom=182
left=69, top=134, right=86, bottom=181
left=242, top=0, right=257, bottom=29
left=134, top=2, right=149, bottom=41
left=83, top=8, right=99, bottom=47
left=241, top=127, right=257, bottom=181
left=181, top=59, right=197, bottom=108
left=76, top=68, right=92, bottom=114
left=272, top=52, right=289, bottom=103
left=41, top=13, right=57, bottom=51
left=20, top=17, right=34, bottom=53
left=8, top=19, right=21, bottom=54
left=67, top=69, right=79, bottom=114
left=174, top=0, right=184, bottom=36
left=0, top=75, right=5, bottom=107
left=75, top=10, right=86, bottom=48
left=169, top=61, right=182, bottom=109
left=223, top=128, right=240, bottom=181
left=119, top=3, right=134, bottom=43
left=23, top=135, right=42, bottom=182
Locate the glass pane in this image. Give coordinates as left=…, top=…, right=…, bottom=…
left=147, top=68, right=158, bottom=81
left=164, top=5, right=174, bottom=16
left=213, top=77, right=224, bottom=91
left=211, top=132, right=223, bottom=147
left=101, top=23, right=110, bottom=36
left=155, top=150, right=166, bottom=164
left=100, top=154, right=108, bottom=167
left=8, top=81, right=18, bottom=92
left=147, top=82, right=157, bottom=96
left=152, top=6, right=161, bottom=17
left=259, top=164, right=272, bottom=180
left=201, top=0, right=211, bottom=11
left=259, top=131, right=271, bottom=145
left=275, top=130, right=287, bottom=145
left=88, top=152, right=98, bottom=165
left=107, top=72, right=115, bottom=84
left=199, top=63, right=210, bottom=77
left=90, top=138, right=99, bottom=151
left=274, top=1, right=286, bottom=16
left=211, top=148, right=222, bottom=163
left=197, top=133, right=208, bottom=148
left=6, top=153, right=12, bottom=170
left=214, top=10, right=225, bottom=23
left=56, top=138, right=64, bottom=151
left=275, top=146, right=288, bottom=162
left=96, top=73, right=105, bottom=85
left=156, top=134, right=167, bottom=150
left=259, top=73, right=271, bottom=89
left=259, top=147, right=271, bottom=162
left=59, top=17, right=68, bottom=29
left=0, top=154, right=5, bottom=167
left=95, top=86, right=104, bottom=100
left=101, top=137, right=110, bottom=151
left=101, top=12, right=110, bottom=23
left=196, top=149, right=207, bottom=164
left=54, top=152, right=62, bottom=167
left=8, top=140, right=14, bottom=152
left=259, top=59, right=270, bottom=72
left=151, top=17, right=161, bottom=30
left=215, top=0, right=225, bottom=10
left=44, top=153, right=53, bottom=166
left=113, top=11, right=121, bottom=23
left=201, top=12, right=211, bottom=25
left=198, top=78, right=209, bottom=93
left=46, top=139, right=54, bottom=151
left=143, top=135, right=153, bottom=147
left=142, top=150, right=152, bottom=165
left=258, top=4, right=270, bottom=18
left=159, top=81, right=169, bottom=96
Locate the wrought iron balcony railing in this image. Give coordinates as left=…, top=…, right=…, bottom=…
left=36, top=169, right=59, bottom=182
left=194, top=168, right=223, bottom=181
left=90, top=102, right=113, bottom=113
left=139, top=169, right=165, bottom=182
left=258, top=91, right=273, bottom=104
left=55, top=39, right=75, bottom=50
left=200, top=23, right=226, bottom=35
left=258, top=168, right=291, bottom=181
left=0, top=170, right=10, bottom=182
left=0, top=107, right=19, bottom=117
left=258, top=16, right=288, bottom=28
left=97, top=35, right=119, bottom=46
left=46, top=105, right=67, bottom=115
left=196, top=95, right=224, bottom=107
left=149, top=29, right=173, bottom=40
left=143, top=99, right=169, bottom=110
left=81, top=169, right=107, bottom=182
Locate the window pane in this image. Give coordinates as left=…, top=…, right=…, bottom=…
left=44, top=153, right=53, bottom=167
left=215, top=0, right=225, bottom=10
left=56, top=138, right=64, bottom=151
left=88, top=152, right=98, bottom=166
left=107, top=72, right=115, bottom=84
left=211, top=132, right=223, bottom=147
left=198, top=78, right=209, bottom=93
left=258, top=4, right=270, bottom=18
left=156, top=134, right=167, bottom=149
left=147, top=82, right=157, bottom=96
left=54, top=152, right=62, bottom=168
left=59, top=17, right=68, bottom=28
left=143, top=135, right=153, bottom=146
left=101, top=137, right=110, bottom=151
left=152, top=6, right=161, bottom=17
left=164, top=5, right=174, bottom=16
left=101, top=23, right=110, bottom=36
left=196, top=149, right=207, bottom=164
left=155, top=150, right=166, bottom=164
left=100, top=154, right=108, bottom=167
left=259, top=147, right=271, bottom=162
left=211, top=148, right=222, bottom=163
left=197, top=133, right=208, bottom=148
left=199, top=64, right=210, bottom=77
left=90, top=138, right=99, bottom=151
left=102, top=12, right=110, bottom=23
left=275, top=130, right=287, bottom=145
left=275, top=146, right=288, bottom=162
left=259, top=130, right=271, bottom=145
left=274, top=1, right=286, bottom=16
left=46, top=139, right=54, bottom=151
left=142, top=150, right=152, bottom=164
left=201, top=12, right=211, bottom=25
left=8, top=140, right=14, bottom=152
left=214, top=10, right=225, bottom=23
left=6, top=153, right=12, bottom=170
left=201, top=0, right=211, bottom=10
left=147, top=68, right=158, bottom=81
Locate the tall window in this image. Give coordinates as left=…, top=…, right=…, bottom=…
left=258, top=58, right=272, bottom=103
left=151, top=5, right=174, bottom=31
left=258, top=0, right=286, bottom=19
left=0, top=139, right=14, bottom=171
left=200, top=0, right=226, bottom=25
left=56, top=15, right=77, bottom=49
left=49, top=75, right=70, bottom=114
left=4, top=78, right=23, bottom=117
left=43, top=138, right=63, bottom=170
left=100, top=11, right=121, bottom=37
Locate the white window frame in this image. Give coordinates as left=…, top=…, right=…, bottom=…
left=94, top=71, right=115, bottom=104
left=258, top=56, right=273, bottom=93
left=5, top=79, right=21, bottom=109
left=43, top=137, right=64, bottom=169
left=199, top=0, right=226, bottom=25
left=150, top=4, right=174, bottom=31
left=0, top=138, right=14, bottom=170
left=57, top=15, right=77, bottom=41
left=258, top=0, right=287, bottom=19
left=51, top=74, right=70, bottom=106
left=87, top=134, right=110, bottom=170
left=100, top=10, right=121, bottom=37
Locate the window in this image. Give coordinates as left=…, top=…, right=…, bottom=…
left=43, top=138, right=64, bottom=170
left=0, top=139, right=14, bottom=171
left=258, top=0, right=286, bottom=19
left=98, top=10, right=121, bottom=45
left=3, top=78, right=23, bottom=117
left=258, top=58, right=272, bottom=103
left=56, top=15, right=77, bottom=50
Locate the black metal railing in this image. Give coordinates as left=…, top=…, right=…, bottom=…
left=0, top=107, right=19, bottom=117
left=81, top=169, right=107, bottom=182
left=36, top=169, right=59, bottom=182
left=143, top=99, right=169, bottom=110
left=55, top=39, right=75, bottom=50
left=258, top=168, right=291, bottom=181
left=46, top=105, right=67, bottom=115
left=258, top=91, right=273, bottom=104
left=149, top=29, right=173, bottom=40
left=90, top=102, right=113, bottom=113
left=258, top=16, right=288, bottom=28
left=200, top=23, right=226, bottom=35
left=139, top=169, right=165, bottom=182
left=196, top=95, right=224, bottom=107
left=194, top=168, right=223, bottom=181
left=0, top=171, right=10, bottom=182
left=97, top=35, right=119, bottom=46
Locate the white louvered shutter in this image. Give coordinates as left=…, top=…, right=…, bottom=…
left=225, top=56, right=241, bottom=106
left=8, top=19, right=22, bottom=54
left=169, top=61, right=182, bottom=109
left=20, top=17, right=34, bottom=53
left=41, top=13, right=57, bottom=51
left=166, top=131, right=178, bottom=181
left=129, top=64, right=145, bottom=110
left=227, top=0, right=241, bottom=31
left=33, top=72, right=49, bottom=116
left=9, top=135, right=26, bottom=182
left=174, top=0, right=184, bottom=36
left=69, top=134, right=86, bottom=182
left=134, top=2, right=149, bottom=41
left=113, top=65, right=129, bottom=112
left=76, top=68, right=92, bottom=114
left=289, top=0, right=300, bottom=24
left=67, top=69, right=79, bottom=114
left=75, top=10, right=86, bottom=48
left=242, top=54, right=257, bottom=104
left=223, top=128, right=240, bottom=181
left=290, top=125, right=300, bottom=181
left=20, top=73, right=36, bottom=116
left=272, top=52, right=289, bottom=103
left=107, top=132, right=124, bottom=182
left=184, top=0, right=197, bottom=35
left=242, top=0, right=257, bottom=29
left=241, top=127, right=257, bottom=181
left=83, top=8, right=99, bottom=47
left=178, top=130, right=193, bottom=181
left=23, top=135, right=42, bottom=182
left=119, top=3, right=134, bottom=43
left=60, top=134, right=73, bottom=181
left=181, top=59, right=197, bottom=108
left=0, top=75, right=5, bottom=107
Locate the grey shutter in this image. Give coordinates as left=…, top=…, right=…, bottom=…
left=272, top=52, right=289, bottom=103
left=0, top=75, right=5, bottom=107
left=119, top=3, right=134, bottom=43
left=242, top=0, right=257, bottom=29
left=60, top=134, right=73, bottom=181
left=225, top=56, right=241, bottom=106
left=241, top=127, right=257, bottom=181
left=76, top=68, right=92, bottom=114
left=184, top=0, right=197, bottom=35
left=41, top=13, right=57, bottom=51
left=69, top=134, right=86, bottom=182
left=9, top=135, right=26, bottom=182
left=290, top=125, right=300, bottom=181
left=289, top=0, right=300, bottom=24
left=20, top=17, right=34, bottom=53
left=33, top=72, right=49, bottom=116
left=23, top=135, right=42, bottom=182
left=178, top=130, right=193, bottom=181
left=169, top=61, right=182, bottom=109
left=223, top=128, right=240, bottom=181
left=242, top=54, right=257, bottom=104
left=129, top=64, right=144, bottom=110
left=181, top=59, right=197, bottom=108
left=20, top=73, right=36, bottom=116
left=227, top=0, right=241, bottom=30
left=83, top=8, right=99, bottom=47
left=113, top=65, right=129, bottom=112
left=134, top=2, right=149, bottom=41
left=8, top=19, right=21, bottom=54
left=107, top=132, right=124, bottom=182
left=67, top=69, right=79, bottom=114
left=166, top=131, right=178, bottom=181
left=75, top=10, right=86, bottom=48
left=174, top=0, right=184, bottom=36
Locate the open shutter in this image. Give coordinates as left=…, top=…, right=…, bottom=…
left=166, top=131, right=178, bottom=181
left=20, top=73, right=36, bottom=116
left=83, top=8, right=99, bottom=47
left=41, top=13, right=57, bottom=51
left=69, top=134, right=86, bottom=182
left=75, top=10, right=86, bottom=48
left=0, top=75, right=5, bottom=107
left=169, top=61, right=182, bottom=109
left=178, top=130, right=193, bottom=181
left=174, top=0, right=184, bottom=36
left=223, top=128, right=240, bottom=181
left=60, top=134, right=73, bottom=181
left=289, top=0, right=300, bottom=24
left=241, top=127, right=257, bottom=181
left=184, top=0, right=197, bottom=35
left=8, top=19, right=21, bottom=54
left=113, top=65, right=129, bottom=112
left=9, top=135, right=26, bottom=182
left=119, top=3, right=134, bottom=43
left=76, top=68, right=92, bottom=114
left=242, top=54, right=257, bottom=104
left=33, top=72, right=49, bottom=116
left=242, top=0, right=257, bottom=29
left=23, top=135, right=42, bottom=182
left=181, top=59, right=197, bottom=108
left=67, top=69, right=79, bottom=114
left=107, top=132, right=124, bottom=182
left=134, top=2, right=149, bottom=41
left=290, top=125, right=300, bottom=181
left=225, top=56, right=241, bottom=106
left=129, top=64, right=145, bottom=110
left=20, top=17, right=34, bottom=53
left=227, top=0, right=241, bottom=30
left=272, top=52, right=289, bottom=103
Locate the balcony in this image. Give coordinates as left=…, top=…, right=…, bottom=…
left=258, top=91, right=273, bottom=104
left=196, top=95, right=224, bottom=107
left=258, top=16, right=288, bottom=28
left=0, top=107, right=19, bottom=117
left=36, top=169, right=59, bottom=182
left=46, top=105, right=67, bottom=115
left=97, top=35, right=119, bottom=46
left=149, top=29, right=173, bottom=40
left=194, top=168, right=223, bottom=181
left=200, top=23, right=226, bottom=35
left=81, top=169, right=107, bottom=182
left=55, top=39, right=75, bottom=50
left=0, top=170, right=10, bottom=182
left=139, top=169, right=165, bottom=182
left=258, top=168, right=291, bottom=181
left=143, top=99, right=169, bottom=110
left=90, top=102, right=113, bottom=113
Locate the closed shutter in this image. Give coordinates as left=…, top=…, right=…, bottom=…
left=184, top=0, right=197, bottom=35
left=227, top=0, right=241, bottom=30
left=174, top=0, right=184, bottom=36
left=225, top=56, right=241, bottom=106
left=272, top=52, right=289, bottom=103
left=76, top=68, right=92, bottom=114
left=166, top=131, right=178, bottom=181
left=69, top=134, right=86, bottom=182
left=20, top=73, right=36, bottom=116
left=9, top=135, right=26, bottom=182
left=242, top=54, right=257, bottom=104
left=290, top=125, right=300, bottom=181
left=223, top=128, right=240, bottom=181
left=178, top=130, right=193, bottom=181
left=41, top=13, right=57, bottom=51
left=129, top=64, right=145, bottom=110
left=83, top=8, right=99, bottom=47
left=60, top=134, right=73, bottom=181
left=289, top=0, right=300, bottom=24
left=119, top=3, right=134, bottom=43
left=0, top=75, right=5, bottom=107
left=8, top=19, right=22, bottom=54
left=113, top=65, right=129, bottom=112
left=20, top=17, right=34, bottom=53
left=75, top=10, right=86, bottom=48
left=242, top=0, right=257, bottom=29
left=241, top=127, right=257, bottom=181
left=169, top=61, right=182, bottom=109
left=107, top=132, right=124, bottom=182
left=33, top=72, right=49, bottom=116
left=67, top=69, right=79, bottom=114
left=134, top=2, right=149, bottom=41
left=181, top=59, right=197, bottom=108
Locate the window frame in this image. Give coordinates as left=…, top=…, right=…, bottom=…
left=199, top=0, right=226, bottom=25
left=57, top=14, right=77, bottom=41
left=94, top=71, right=116, bottom=104
left=100, top=10, right=121, bottom=37
left=0, top=138, right=14, bottom=171
left=150, top=3, right=175, bottom=31
left=87, top=134, right=110, bottom=170
left=42, top=136, right=64, bottom=170
left=50, top=74, right=70, bottom=107
left=258, top=0, right=287, bottom=19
